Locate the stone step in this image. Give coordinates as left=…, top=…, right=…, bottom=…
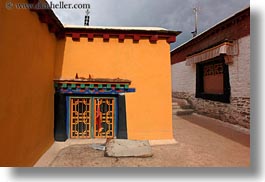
left=180, top=104, right=192, bottom=109
left=172, top=108, right=187, bottom=115
left=172, top=98, right=192, bottom=109
left=172, top=102, right=179, bottom=105
left=175, top=109, right=194, bottom=116
left=172, top=102, right=192, bottom=109
left=172, top=108, right=179, bottom=111
left=172, top=97, right=180, bottom=101
left=172, top=97, right=188, bottom=102
left=172, top=105, right=181, bottom=109
left=172, top=102, right=181, bottom=109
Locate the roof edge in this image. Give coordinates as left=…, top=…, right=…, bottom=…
left=64, top=25, right=181, bottom=36
left=29, top=1, right=181, bottom=40
left=171, top=6, right=250, bottom=54
left=28, top=0, right=65, bottom=39
left=64, top=26, right=181, bottom=44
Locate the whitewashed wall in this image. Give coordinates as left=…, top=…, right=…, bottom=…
left=229, top=36, right=250, bottom=97
left=171, top=61, right=196, bottom=93
left=171, top=35, right=250, bottom=128
left=171, top=35, right=250, bottom=98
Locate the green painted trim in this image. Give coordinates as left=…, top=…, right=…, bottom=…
left=71, top=84, right=76, bottom=88
left=80, top=84, right=86, bottom=88
left=62, top=83, right=68, bottom=88
left=89, top=84, right=94, bottom=88
left=116, top=84, right=121, bottom=89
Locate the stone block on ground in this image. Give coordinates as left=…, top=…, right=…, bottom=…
left=104, top=139, right=153, bottom=158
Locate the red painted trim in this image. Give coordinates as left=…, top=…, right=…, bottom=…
left=48, top=25, right=57, bottom=33
left=119, top=34, right=125, bottom=42
left=87, top=33, right=94, bottom=40
left=133, top=35, right=140, bottom=41
left=38, top=14, right=50, bottom=24
left=103, top=34, right=110, bottom=41
left=72, top=33, right=80, bottom=41
left=65, top=32, right=177, bottom=44
left=28, top=0, right=39, bottom=12
left=150, top=35, right=158, bottom=43
left=28, top=0, right=38, bottom=4
left=27, top=0, right=64, bottom=39
left=64, top=27, right=180, bottom=44
left=167, top=36, right=176, bottom=43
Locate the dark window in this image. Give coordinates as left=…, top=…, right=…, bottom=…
left=196, top=56, right=231, bottom=103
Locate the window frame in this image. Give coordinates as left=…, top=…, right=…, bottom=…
left=195, top=55, right=231, bottom=103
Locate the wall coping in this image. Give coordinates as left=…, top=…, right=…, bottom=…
left=64, top=26, right=181, bottom=43
left=28, top=0, right=181, bottom=42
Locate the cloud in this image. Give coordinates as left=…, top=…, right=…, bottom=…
left=50, top=0, right=249, bottom=49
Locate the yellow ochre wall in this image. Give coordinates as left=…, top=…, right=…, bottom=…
left=0, top=0, right=58, bottom=166
left=55, top=37, right=173, bottom=140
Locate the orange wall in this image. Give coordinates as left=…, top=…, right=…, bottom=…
left=0, top=0, right=58, bottom=166
left=55, top=37, right=173, bottom=140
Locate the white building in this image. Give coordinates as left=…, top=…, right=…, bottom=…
left=171, top=7, right=250, bottom=128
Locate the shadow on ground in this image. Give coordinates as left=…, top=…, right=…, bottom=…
left=179, top=114, right=250, bottom=147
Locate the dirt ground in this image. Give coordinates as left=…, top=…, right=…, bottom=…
left=37, top=114, right=250, bottom=167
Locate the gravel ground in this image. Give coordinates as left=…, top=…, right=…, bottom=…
left=47, top=114, right=250, bottom=167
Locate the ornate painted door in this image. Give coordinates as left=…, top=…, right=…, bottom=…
left=70, top=97, right=92, bottom=139
left=69, top=97, right=115, bottom=139
left=93, top=97, right=115, bottom=138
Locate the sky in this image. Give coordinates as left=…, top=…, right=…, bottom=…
left=50, top=0, right=250, bottom=49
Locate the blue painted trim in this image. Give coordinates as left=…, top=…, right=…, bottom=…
left=55, top=88, right=136, bottom=95
left=66, top=96, right=70, bottom=139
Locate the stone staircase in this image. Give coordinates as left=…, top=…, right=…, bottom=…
left=172, top=98, right=194, bottom=116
